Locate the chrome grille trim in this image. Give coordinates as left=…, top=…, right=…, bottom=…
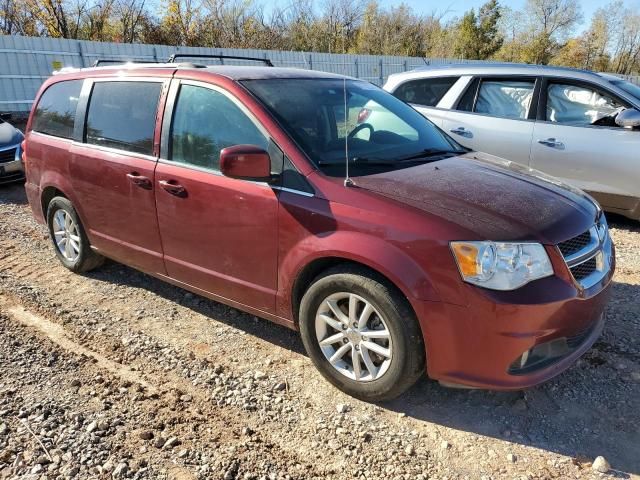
left=558, top=214, right=612, bottom=290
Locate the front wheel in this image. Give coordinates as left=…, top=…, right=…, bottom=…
left=299, top=265, right=425, bottom=401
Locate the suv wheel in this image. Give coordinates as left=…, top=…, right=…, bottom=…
left=299, top=265, right=425, bottom=401
left=46, top=196, right=104, bottom=273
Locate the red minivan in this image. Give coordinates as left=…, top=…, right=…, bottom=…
left=23, top=61, right=614, bottom=400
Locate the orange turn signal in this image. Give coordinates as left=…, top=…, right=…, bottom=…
left=450, top=242, right=480, bottom=277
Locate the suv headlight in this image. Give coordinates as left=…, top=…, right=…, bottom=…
left=450, top=241, right=553, bottom=291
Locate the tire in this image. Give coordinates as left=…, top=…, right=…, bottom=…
left=299, top=265, right=425, bottom=402
left=46, top=196, right=104, bottom=273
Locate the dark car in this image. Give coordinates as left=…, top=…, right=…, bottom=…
left=22, top=62, right=614, bottom=401
left=0, top=115, right=25, bottom=183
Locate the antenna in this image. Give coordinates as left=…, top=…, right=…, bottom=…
left=342, top=25, right=354, bottom=187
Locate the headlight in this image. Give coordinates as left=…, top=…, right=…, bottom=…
left=450, top=241, right=553, bottom=291
left=15, top=143, right=22, bottom=162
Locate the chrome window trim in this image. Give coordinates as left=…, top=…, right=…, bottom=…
left=71, top=141, right=157, bottom=162
left=156, top=158, right=315, bottom=197
left=30, top=131, right=75, bottom=144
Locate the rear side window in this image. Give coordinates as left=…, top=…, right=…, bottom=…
left=457, top=78, right=535, bottom=120
left=85, top=81, right=162, bottom=155
left=393, top=77, right=459, bottom=107
left=169, top=84, right=268, bottom=171
left=32, top=80, right=83, bottom=139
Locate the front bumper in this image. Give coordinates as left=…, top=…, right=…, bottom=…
left=0, top=158, right=25, bottom=184
left=417, top=248, right=614, bottom=390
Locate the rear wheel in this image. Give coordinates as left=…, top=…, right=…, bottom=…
left=299, top=265, right=425, bottom=401
left=46, top=196, right=104, bottom=273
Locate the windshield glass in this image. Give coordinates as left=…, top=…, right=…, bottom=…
left=611, top=79, right=640, bottom=102
left=242, top=78, right=464, bottom=177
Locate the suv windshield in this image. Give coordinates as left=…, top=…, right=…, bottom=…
left=242, top=78, right=464, bottom=177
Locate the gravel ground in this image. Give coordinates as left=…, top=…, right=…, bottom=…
left=0, top=182, right=639, bottom=480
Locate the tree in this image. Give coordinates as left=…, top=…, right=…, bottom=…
left=454, top=0, right=503, bottom=60
left=522, top=0, right=582, bottom=63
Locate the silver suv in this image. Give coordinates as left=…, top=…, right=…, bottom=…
left=383, top=64, right=640, bottom=221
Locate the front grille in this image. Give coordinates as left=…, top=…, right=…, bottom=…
left=558, top=230, right=591, bottom=257
left=570, top=257, right=597, bottom=281
left=0, top=147, right=16, bottom=164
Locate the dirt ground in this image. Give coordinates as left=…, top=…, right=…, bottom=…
left=0, top=182, right=639, bottom=480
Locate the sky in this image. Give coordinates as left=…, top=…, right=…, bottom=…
left=378, top=0, right=640, bottom=33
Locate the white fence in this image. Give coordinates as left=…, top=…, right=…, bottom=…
left=0, top=34, right=477, bottom=113
left=1, top=34, right=638, bottom=114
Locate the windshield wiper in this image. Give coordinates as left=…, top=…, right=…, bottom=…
left=346, top=149, right=463, bottom=166
left=396, top=148, right=465, bottom=162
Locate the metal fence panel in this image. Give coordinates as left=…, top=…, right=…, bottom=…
left=0, top=34, right=477, bottom=112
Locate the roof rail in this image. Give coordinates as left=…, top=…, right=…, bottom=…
left=92, top=59, right=157, bottom=67
left=167, top=54, right=274, bottom=67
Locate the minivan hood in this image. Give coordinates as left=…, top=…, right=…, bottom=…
left=0, top=121, right=22, bottom=146
left=353, top=152, right=598, bottom=244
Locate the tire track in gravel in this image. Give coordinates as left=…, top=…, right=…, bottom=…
left=3, top=301, right=156, bottom=393
left=3, top=183, right=640, bottom=479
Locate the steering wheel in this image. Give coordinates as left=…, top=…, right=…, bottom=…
left=348, top=123, right=374, bottom=139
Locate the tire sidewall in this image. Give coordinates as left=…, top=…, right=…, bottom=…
left=46, top=197, right=88, bottom=272
left=299, top=272, right=421, bottom=401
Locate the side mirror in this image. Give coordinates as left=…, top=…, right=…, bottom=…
left=615, top=108, right=640, bottom=128
left=220, top=145, right=272, bottom=182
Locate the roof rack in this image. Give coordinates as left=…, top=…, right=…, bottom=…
left=167, top=54, right=274, bottom=67
left=93, top=59, right=157, bottom=67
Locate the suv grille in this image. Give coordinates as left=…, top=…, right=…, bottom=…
left=558, top=231, right=591, bottom=257
left=0, top=147, right=16, bottom=164
left=570, top=257, right=597, bottom=281
left=557, top=215, right=612, bottom=289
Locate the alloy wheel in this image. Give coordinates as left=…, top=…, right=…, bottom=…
left=315, top=292, right=392, bottom=382
left=52, top=209, right=81, bottom=262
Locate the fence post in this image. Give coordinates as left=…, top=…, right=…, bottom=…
left=355, top=58, right=359, bottom=79
left=379, top=59, right=383, bottom=85
left=77, top=41, right=85, bottom=67
left=153, top=47, right=158, bottom=62
left=309, top=54, right=313, bottom=70
left=404, top=60, right=408, bottom=71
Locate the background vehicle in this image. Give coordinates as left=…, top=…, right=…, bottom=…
left=23, top=62, right=613, bottom=401
left=383, top=64, right=640, bottom=221
left=0, top=114, right=25, bottom=184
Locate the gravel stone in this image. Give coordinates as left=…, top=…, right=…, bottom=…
left=592, top=456, right=610, bottom=473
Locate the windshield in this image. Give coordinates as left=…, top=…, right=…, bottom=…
left=611, top=79, right=640, bottom=102
left=242, top=78, right=464, bottom=177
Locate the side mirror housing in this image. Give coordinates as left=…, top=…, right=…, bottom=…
left=615, top=108, right=640, bottom=128
left=220, top=145, right=272, bottom=182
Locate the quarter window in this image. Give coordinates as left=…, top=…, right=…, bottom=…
left=546, top=83, right=626, bottom=126
left=32, top=80, right=83, bottom=139
left=457, top=78, right=535, bottom=120
left=169, top=84, right=268, bottom=171
left=393, top=77, right=459, bottom=107
left=85, top=81, right=162, bottom=155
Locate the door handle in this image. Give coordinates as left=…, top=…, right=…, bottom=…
left=159, top=179, right=187, bottom=197
left=450, top=127, right=472, bottom=138
left=538, top=138, right=565, bottom=149
left=126, top=172, right=152, bottom=189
